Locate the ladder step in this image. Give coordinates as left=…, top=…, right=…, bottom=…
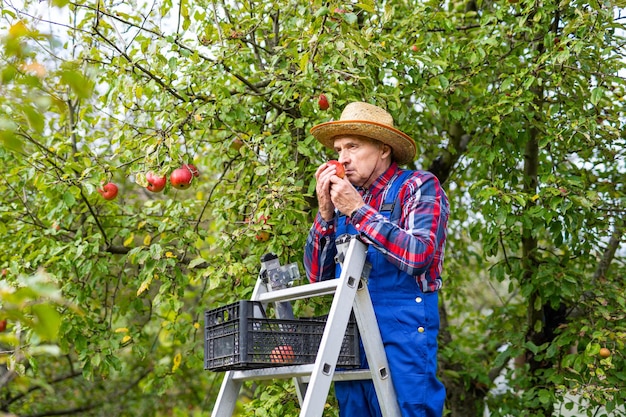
left=256, top=279, right=339, bottom=304
left=230, top=365, right=372, bottom=382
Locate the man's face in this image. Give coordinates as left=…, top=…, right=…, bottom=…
left=333, top=135, right=389, bottom=188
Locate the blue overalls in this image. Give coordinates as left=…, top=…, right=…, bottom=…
left=333, top=171, right=446, bottom=417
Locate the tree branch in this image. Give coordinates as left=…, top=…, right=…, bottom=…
left=592, top=218, right=624, bottom=285
left=427, top=121, right=470, bottom=185
left=91, top=26, right=186, bottom=102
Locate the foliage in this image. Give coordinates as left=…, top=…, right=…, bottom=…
left=0, top=1, right=624, bottom=416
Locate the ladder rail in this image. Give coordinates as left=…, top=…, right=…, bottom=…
left=298, top=238, right=366, bottom=416
left=210, top=273, right=269, bottom=417
left=353, top=280, right=402, bottom=417
left=211, top=373, right=241, bottom=417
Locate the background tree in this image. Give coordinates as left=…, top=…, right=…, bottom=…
left=1, top=1, right=624, bottom=417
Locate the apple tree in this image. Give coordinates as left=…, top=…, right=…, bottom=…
left=1, top=1, right=625, bottom=417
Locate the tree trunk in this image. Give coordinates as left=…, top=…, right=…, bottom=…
left=439, top=297, right=487, bottom=417
left=522, top=79, right=556, bottom=416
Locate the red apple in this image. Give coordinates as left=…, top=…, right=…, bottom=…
left=97, top=182, right=118, bottom=200
left=0, top=320, right=6, bottom=332
left=146, top=172, right=167, bottom=193
left=270, top=345, right=295, bottom=363
left=170, top=167, right=193, bottom=190
left=182, top=164, right=200, bottom=178
left=255, top=231, right=270, bottom=242
left=554, top=37, right=564, bottom=51
left=411, top=45, right=418, bottom=52
left=318, top=94, right=329, bottom=110
left=230, top=138, right=244, bottom=151
left=327, top=160, right=345, bottom=178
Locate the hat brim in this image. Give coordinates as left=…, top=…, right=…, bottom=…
left=310, top=120, right=416, bottom=165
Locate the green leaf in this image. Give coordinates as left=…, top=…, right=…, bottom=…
left=60, top=70, right=94, bottom=99
left=0, top=130, right=23, bottom=151
left=538, top=389, right=551, bottom=404
left=31, top=304, right=61, bottom=342
left=299, top=51, right=309, bottom=73
left=314, top=6, right=329, bottom=17
left=188, top=257, right=207, bottom=269
left=356, top=2, right=375, bottom=13
left=344, top=13, right=358, bottom=25
left=438, top=75, right=449, bottom=89
left=590, top=86, right=603, bottom=105
left=62, top=191, right=76, bottom=207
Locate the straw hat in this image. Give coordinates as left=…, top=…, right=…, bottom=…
left=310, top=102, right=416, bottom=165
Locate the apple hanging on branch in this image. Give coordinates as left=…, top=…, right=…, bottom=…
left=246, top=214, right=271, bottom=242
left=97, top=182, right=119, bottom=200
left=145, top=171, right=167, bottom=193
left=182, top=164, right=200, bottom=178
left=230, top=138, right=244, bottom=151
left=255, top=231, right=270, bottom=242
left=170, top=165, right=194, bottom=190
left=318, top=94, right=330, bottom=110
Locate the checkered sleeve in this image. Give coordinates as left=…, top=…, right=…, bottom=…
left=304, top=212, right=338, bottom=283
left=350, top=172, right=448, bottom=283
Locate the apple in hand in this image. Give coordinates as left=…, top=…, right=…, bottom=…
left=327, top=160, right=345, bottom=178
left=97, top=182, right=118, bottom=200
left=146, top=172, right=167, bottom=193
left=318, top=94, right=329, bottom=110
left=170, top=166, right=193, bottom=190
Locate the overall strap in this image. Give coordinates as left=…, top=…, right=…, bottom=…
left=380, top=169, right=414, bottom=223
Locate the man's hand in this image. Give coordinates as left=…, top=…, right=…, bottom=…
left=315, top=162, right=337, bottom=221
left=316, top=162, right=365, bottom=220
left=329, top=176, right=364, bottom=217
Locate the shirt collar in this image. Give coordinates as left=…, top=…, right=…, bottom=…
left=357, top=162, right=399, bottom=198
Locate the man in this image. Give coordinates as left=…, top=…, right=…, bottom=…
left=304, top=102, right=449, bottom=417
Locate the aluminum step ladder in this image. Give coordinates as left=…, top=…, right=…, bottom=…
left=210, top=236, right=401, bottom=417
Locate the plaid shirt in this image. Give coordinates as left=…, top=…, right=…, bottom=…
left=304, top=162, right=449, bottom=293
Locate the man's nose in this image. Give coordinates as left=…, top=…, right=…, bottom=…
left=337, top=151, right=348, bottom=164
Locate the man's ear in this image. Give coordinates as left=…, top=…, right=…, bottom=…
left=381, top=144, right=392, bottom=159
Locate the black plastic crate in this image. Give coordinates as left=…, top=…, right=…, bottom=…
left=204, top=300, right=360, bottom=372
